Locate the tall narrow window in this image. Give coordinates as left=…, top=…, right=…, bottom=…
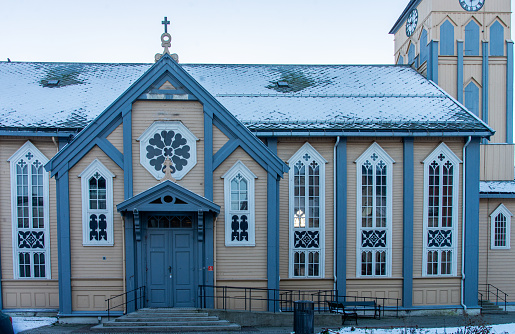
left=423, top=143, right=460, bottom=276
left=222, top=161, right=257, bottom=246
left=288, top=143, right=326, bottom=278
left=9, top=141, right=50, bottom=279
left=490, top=204, right=512, bottom=250
left=80, top=159, right=115, bottom=246
left=356, top=143, right=394, bottom=277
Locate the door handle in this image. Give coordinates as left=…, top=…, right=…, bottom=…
left=168, top=266, right=172, bottom=278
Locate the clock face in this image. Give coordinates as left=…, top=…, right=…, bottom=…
left=459, top=0, right=485, bottom=11
left=406, top=9, right=418, bottom=37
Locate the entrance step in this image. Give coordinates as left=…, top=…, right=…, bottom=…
left=92, top=308, right=241, bottom=332
left=479, top=301, right=507, bottom=314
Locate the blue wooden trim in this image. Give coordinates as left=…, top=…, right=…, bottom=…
left=506, top=41, right=513, bottom=144
left=428, top=41, right=439, bottom=84
left=482, top=42, right=489, bottom=125
left=137, top=93, right=198, bottom=101
left=457, top=41, right=464, bottom=104
left=252, top=130, right=493, bottom=138
left=335, top=137, right=347, bottom=298
left=440, top=21, right=455, bottom=56
left=58, top=137, right=69, bottom=151
left=56, top=171, right=72, bottom=314
left=464, top=82, right=480, bottom=117
left=389, top=0, right=422, bottom=34
left=94, top=138, right=124, bottom=169
left=490, top=22, right=504, bottom=56
left=464, top=138, right=480, bottom=308
left=123, top=111, right=133, bottom=199
left=204, top=113, right=214, bottom=200
left=0, top=130, right=77, bottom=137
left=99, top=114, right=123, bottom=140
left=420, top=30, right=428, bottom=65
left=266, top=138, right=280, bottom=311
left=465, top=21, right=480, bottom=56
left=213, top=139, right=241, bottom=171
left=204, top=214, right=214, bottom=308
left=403, top=138, right=414, bottom=308
left=480, top=193, right=515, bottom=198
left=47, top=55, right=287, bottom=179
left=408, top=44, right=415, bottom=65
left=124, top=215, right=136, bottom=313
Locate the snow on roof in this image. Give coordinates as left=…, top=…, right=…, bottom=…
left=480, top=181, right=515, bottom=194
left=0, top=61, right=491, bottom=134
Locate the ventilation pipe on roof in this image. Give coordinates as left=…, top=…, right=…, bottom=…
left=461, top=136, right=472, bottom=312
left=333, top=136, right=340, bottom=292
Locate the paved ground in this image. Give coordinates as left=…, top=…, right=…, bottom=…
left=17, top=312, right=515, bottom=333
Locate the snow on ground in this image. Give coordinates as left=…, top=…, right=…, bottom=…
left=11, top=317, right=57, bottom=334
left=328, top=322, right=515, bottom=334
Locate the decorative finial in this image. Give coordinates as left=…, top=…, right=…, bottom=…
left=155, top=17, right=179, bottom=63
left=160, top=157, right=177, bottom=183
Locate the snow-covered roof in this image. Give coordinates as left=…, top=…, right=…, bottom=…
left=480, top=181, right=515, bottom=194
left=0, top=61, right=492, bottom=135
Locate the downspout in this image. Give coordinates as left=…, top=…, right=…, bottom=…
left=333, top=136, right=340, bottom=291
left=461, top=136, right=472, bottom=312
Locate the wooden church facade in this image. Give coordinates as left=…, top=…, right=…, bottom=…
left=0, top=0, right=512, bottom=316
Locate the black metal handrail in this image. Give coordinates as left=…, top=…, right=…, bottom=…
left=478, top=283, right=508, bottom=311
left=198, top=285, right=400, bottom=317
left=106, top=286, right=146, bottom=320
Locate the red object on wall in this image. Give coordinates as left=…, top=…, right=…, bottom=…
left=208, top=266, right=214, bottom=271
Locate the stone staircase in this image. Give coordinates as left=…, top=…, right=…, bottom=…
left=93, top=308, right=241, bottom=332
left=479, top=300, right=507, bottom=314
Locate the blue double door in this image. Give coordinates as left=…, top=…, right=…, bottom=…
left=146, top=227, right=196, bottom=307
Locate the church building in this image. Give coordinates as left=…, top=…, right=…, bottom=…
left=0, top=0, right=512, bottom=317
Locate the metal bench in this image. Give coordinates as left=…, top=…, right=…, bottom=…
left=340, top=301, right=381, bottom=319
left=326, top=301, right=358, bottom=325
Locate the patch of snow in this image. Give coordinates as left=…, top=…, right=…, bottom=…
left=325, top=322, right=515, bottom=334
left=12, top=317, right=57, bottom=333
left=480, top=181, right=515, bottom=194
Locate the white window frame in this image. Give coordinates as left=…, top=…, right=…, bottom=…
left=222, top=161, right=257, bottom=246
left=422, top=143, right=461, bottom=277
left=355, top=142, right=395, bottom=278
left=288, top=142, right=327, bottom=278
left=79, top=159, right=115, bottom=246
left=8, top=141, right=51, bottom=279
left=490, top=204, right=512, bottom=250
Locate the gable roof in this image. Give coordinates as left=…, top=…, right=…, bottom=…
left=44, top=55, right=288, bottom=178
left=0, top=61, right=493, bottom=136
left=117, top=180, right=220, bottom=214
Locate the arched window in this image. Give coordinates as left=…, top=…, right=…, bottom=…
left=355, top=143, right=394, bottom=277
left=490, top=21, right=505, bottom=56
left=8, top=141, right=50, bottom=279
left=490, top=204, right=512, bottom=249
left=222, top=161, right=257, bottom=246
left=440, top=20, right=455, bottom=56
left=80, top=159, right=115, bottom=246
left=423, top=143, right=461, bottom=276
left=288, top=143, right=326, bottom=278
left=464, top=81, right=480, bottom=116
left=465, top=20, right=480, bottom=56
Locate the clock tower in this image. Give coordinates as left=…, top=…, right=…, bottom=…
left=390, top=0, right=513, bottom=181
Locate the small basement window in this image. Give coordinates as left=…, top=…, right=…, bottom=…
left=44, top=80, right=60, bottom=87
left=277, top=81, right=289, bottom=87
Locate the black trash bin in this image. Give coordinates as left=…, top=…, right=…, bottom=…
left=293, top=300, right=314, bottom=334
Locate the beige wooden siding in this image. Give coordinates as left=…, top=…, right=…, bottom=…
left=131, top=101, right=205, bottom=197
left=68, top=146, right=125, bottom=311
left=72, top=278, right=124, bottom=311
left=413, top=139, right=463, bottom=279
left=213, top=147, right=267, bottom=280
left=0, top=137, right=59, bottom=308
left=347, top=279, right=402, bottom=306
left=412, top=278, right=461, bottom=305
left=480, top=144, right=515, bottom=181
left=106, top=123, right=124, bottom=154
left=213, top=125, right=229, bottom=155
left=488, top=60, right=508, bottom=143
left=346, top=139, right=404, bottom=283
left=276, top=138, right=334, bottom=281
left=438, top=58, right=458, bottom=98
left=479, top=199, right=515, bottom=298
left=280, top=279, right=333, bottom=292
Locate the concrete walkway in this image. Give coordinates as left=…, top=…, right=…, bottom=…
left=17, top=312, right=515, bottom=333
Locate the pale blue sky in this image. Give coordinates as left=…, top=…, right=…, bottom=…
left=0, top=0, right=513, bottom=64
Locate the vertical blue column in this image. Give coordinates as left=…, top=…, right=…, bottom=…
left=266, top=138, right=280, bottom=311
left=506, top=41, right=514, bottom=144
left=428, top=41, right=439, bottom=84
left=123, top=111, right=133, bottom=200
left=56, top=170, right=72, bottom=314
left=482, top=42, right=489, bottom=126
left=457, top=40, right=464, bottom=104
left=335, top=138, right=347, bottom=298
left=203, top=113, right=214, bottom=308
left=124, top=215, right=136, bottom=312
left=464, top=138, right=480, bottom=308
left=403, top=138, right=414, bottom=308
left=204, top=113, right=214, bottom=200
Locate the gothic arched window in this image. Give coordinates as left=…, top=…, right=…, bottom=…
left=490, top=204, right=512, bottom=249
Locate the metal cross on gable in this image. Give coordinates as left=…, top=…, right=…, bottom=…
left=162, top=17, right=170, bottom=34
